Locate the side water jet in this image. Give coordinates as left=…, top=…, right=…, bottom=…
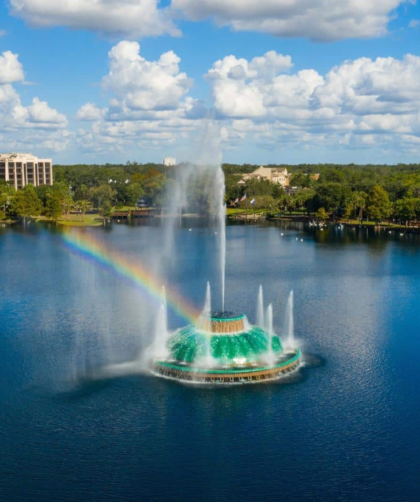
left=286, top=290, right=295, bottom=349
left=256, top=285, right=264, bottom=328
left=152, top=286, right=170, bottom=360
left=265, top=304, right=274, bottom=364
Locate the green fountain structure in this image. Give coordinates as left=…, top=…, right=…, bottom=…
left=154, top=310, right=301, bottom=384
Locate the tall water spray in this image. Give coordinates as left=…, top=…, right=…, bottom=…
left=286, top=290, right=294, bottom=349
left=265, top=303, right=274, bottom=364
left=153, top=286, right=169, bottom=360
left=256, top=285, right=264, bottom=327
left=219, top=203, right=226, bottom=311
left=161, top=120, right=226, bottom=311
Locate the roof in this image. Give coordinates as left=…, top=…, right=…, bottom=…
left=0, top=153, right=52, bottom=161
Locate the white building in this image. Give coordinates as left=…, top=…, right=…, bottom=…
left=163, top=157, right=176, bottom=167
left=0, top=153, right=53, bottom=189
left=239, top=166, right=291, bottom=187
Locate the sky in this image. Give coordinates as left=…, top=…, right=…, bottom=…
left=0, top=0, right=419, bottom=165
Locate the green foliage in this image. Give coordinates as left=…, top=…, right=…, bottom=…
left=88, top=184, right=116, bottom=210
left=366, top=186, right=392, bottom=222
left=394, top=197, right=418, bottom=223
left=5, top=162, right=420, bottom=224
left=123, top=183, right=144, bottom=206
left=9, top=185, right=42, bottom=218
left=344, top=191, right=367, bottom=220
left=309, top=182, right=352, bottom=214
left=253, top=195, right=275, bottom=210
left=0, top=181, right=16, bottom=216
left=76, top=199, right=92, bottom=222
left=315, top=208, right=329, bottom=221
left=45, top=193, right=63, bottom=221
left=100, top=202, right=113, bottom=218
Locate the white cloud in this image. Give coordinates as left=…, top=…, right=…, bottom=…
left=10, top=0, right=179, bottom=39
left=206, top=52, right=420, bottom=153
left=76, top=42, right=201, bottom=153
left=102, top=41, right=192, bottom=112
left=409, top=19, right=420, bottom=28
left=0, top=51, right=24, bottom=84
left=27, top=97, right=68, bottom=126
left=0, top=50, right=69, bottom=152
left=173, top=0, right=408, bottom=41
left=75, top=102, right=106, bottom=121
left=0, top=30, right=6, bottom=37
left=74, top=43, right=420, bottom=157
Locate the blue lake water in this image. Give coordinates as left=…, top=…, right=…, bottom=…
left=1, top=221, right=420, bottom=502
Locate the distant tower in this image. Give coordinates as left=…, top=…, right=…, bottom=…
left=163, top=157, right=176, bottom=167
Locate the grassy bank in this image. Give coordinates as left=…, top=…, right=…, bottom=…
left=34, top=214, right=104, bottom=227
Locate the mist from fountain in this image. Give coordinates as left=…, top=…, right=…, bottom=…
left=256, top=285, right=264, bottom=327
left=286, top=290, right=295, bottom=349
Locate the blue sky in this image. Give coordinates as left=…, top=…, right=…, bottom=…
left=0, top=0, right=419, bottom=165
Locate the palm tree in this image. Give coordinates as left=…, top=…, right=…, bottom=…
left=77, top=199, right=91, bottom=222
left=352, top=191, right=367, bottom=223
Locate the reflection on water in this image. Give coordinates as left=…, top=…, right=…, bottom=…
left=1, top=221, right=420, bottom=502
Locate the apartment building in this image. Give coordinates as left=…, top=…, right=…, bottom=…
left=163, top=157, right=176, bottom=167
left=0, top=153, right=53, bottom=189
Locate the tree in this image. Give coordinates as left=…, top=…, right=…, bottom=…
left=394, top=198, right=417, bottom=226
left=100, top=201, right=113, bottom=219
left=0, top=181, right=15, bottom=217
left=76, top=199, right=92, bottom=222
left=315, top=208, right=329, bottom=221
left=125, top=183, right=144, bottom=206
left=366, top=186, right=392, bottom=222
left=74, top=183, right=89, bottom=201
left=88, top=184, right=116, bottom=210
left=9, top=185, right=42, bottom=220
left=62, top=193, right=74, bottom=220
left=352, top=191, right=367, bottom=221
left=278, top=194, right=293, bottom=213
left=45, top=192, right=63, bottom=222
left=311, top=183, right=352, bottom=215
left=253, top=195, right=275, bottom=210
left=344, top=191, right=367, bottom=221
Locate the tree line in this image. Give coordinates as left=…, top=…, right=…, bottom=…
left=0, top=166, right=166, bottom=222
left=224, top=163, right=420, bottom=225
left=2, top=162, right=420, bottom=225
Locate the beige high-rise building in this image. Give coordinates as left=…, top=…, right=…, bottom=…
left=0, top=153, right=53, bottom=189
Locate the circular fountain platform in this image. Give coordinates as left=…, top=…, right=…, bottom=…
left=153, top=311, right=301, bottom=384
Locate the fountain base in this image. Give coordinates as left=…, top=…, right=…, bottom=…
left=154, top=349, right=301, bottom=384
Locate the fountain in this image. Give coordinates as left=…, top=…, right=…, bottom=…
left=152, top=304, right=301, bottom=384
left=117, top=121, right=299, bottom=384
left=151, top=284, right=301, bottom=384
left=149, top=123, right=301, bottom=384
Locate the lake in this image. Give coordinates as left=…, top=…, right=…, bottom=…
left=1, top=221, right=420, bottom=502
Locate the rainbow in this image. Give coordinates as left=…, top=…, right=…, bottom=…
left=62, top=230, right=201, bottom=323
